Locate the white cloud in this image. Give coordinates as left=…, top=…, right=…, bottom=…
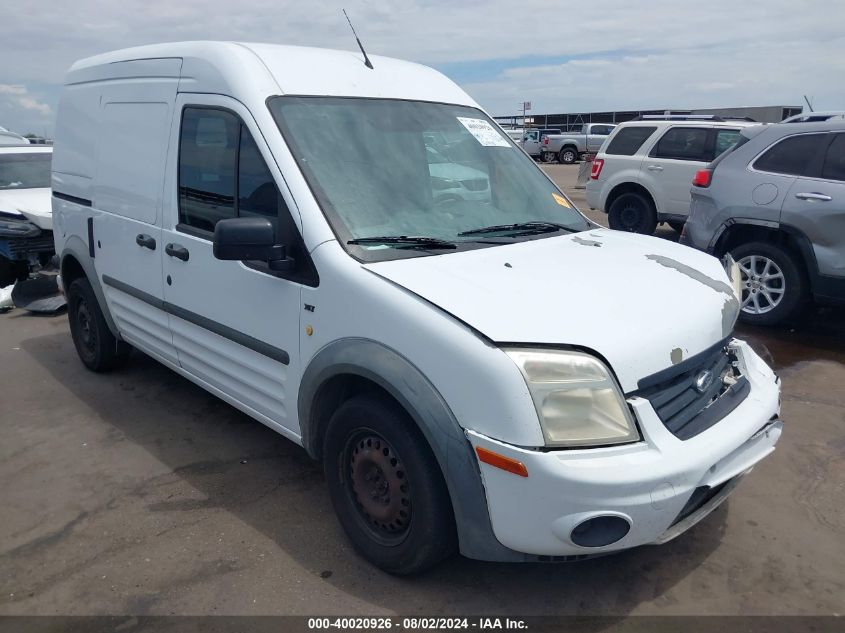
left=0, top=85, right=27, bottom=95
left=0, top=84, right=52, bottom=134
left=0, top=0, right=843, bottom=132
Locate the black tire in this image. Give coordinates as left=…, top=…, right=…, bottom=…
left=608, top=192, right=658, bottom=234
left=323, top=393, right=457, bottom=575
left=0, top=257, right=28, bottom=287
left=67, top=277, right=131, bottom=371
left=541, top=151, right=557, bottom=163
left=559, top=146, right=579, bottom=164
left=667, top=220, right=685, bottom=234
left=730, top=241, right=808, bottom=326
left=0, top=257, right=14, bottom=287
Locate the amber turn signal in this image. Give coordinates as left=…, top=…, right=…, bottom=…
left=475, top=446, right=529, bottom=477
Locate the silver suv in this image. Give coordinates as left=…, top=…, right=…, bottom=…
left=586, top=116, right=759, bottom=234
left=682, top=120, right=845, bottom=325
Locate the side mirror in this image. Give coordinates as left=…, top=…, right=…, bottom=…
left=213, top=217, right=294, bottom=272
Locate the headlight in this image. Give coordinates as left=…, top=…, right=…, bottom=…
left=723, top=253, right=743, bottom=302
left=0, top=215, right=41, bottom=238
left=505, top=349, right=639, bottom=448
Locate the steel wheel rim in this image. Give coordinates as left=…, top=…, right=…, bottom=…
left=76, top=298, right=97, bottom=353
left=345, top=431, right=411, bottom=545
left=738, top=255, right=785, bottom=314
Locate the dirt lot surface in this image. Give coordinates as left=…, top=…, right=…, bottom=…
left=1, top=164, right=843, bottom=617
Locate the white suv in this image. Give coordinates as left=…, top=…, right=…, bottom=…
left=587, top=117, right=760, bottom=234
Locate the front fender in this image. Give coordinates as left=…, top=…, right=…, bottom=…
left=298, top=337, right=523, bottom=561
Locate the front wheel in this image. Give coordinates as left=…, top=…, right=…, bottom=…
left=559, top=147, right=579, bottom=164
left=608, top=192, right=658, bottom=234
left=730, top=242, right=808, bottom=326
left=323, top=394, right=456, bottom=575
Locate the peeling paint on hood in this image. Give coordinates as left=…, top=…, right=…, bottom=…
left=645, top=254, right=740, bottom=338
left=365, top=229, right=737, bottom=392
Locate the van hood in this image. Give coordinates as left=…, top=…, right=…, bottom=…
left=0, top=188, right=53, bottom=230
left=364, top=228, right=739, bottom=393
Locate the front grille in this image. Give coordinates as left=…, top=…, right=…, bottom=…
left=0, top=232, right=55, bottom=260
left=634, top=338, right=750, bottom=440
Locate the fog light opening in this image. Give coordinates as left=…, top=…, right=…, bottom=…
left=570, top=515, right=631, bottom=547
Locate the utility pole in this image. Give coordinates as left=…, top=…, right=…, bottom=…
left=522, top=101, right=531, bottom=128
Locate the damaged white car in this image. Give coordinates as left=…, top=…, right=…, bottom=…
left=0, top=144, right=63, bottom=311
left=53, top=42, right=782, bottom=575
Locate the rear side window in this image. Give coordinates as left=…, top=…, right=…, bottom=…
left=714, top=129, right=742, bottom=158
left=651, top=127, right=710, bottom=161
left=604, top=126, right=656, bottom=155
left=179, top=107, right=286, bottom=233
left=752, top=133, right=827, bottom=176
left=821, top=134, right=845, bottom=181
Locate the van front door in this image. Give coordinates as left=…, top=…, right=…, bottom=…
left=160, top=96, right=311, bottom=439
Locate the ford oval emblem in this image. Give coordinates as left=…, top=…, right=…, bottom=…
left=695, top=369, right=714, bottom=393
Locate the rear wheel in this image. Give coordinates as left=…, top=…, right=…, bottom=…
left=67, top=277, right=131, bottom=371
left=730, top=241, right=808, bottom=326
left=323, top=394, right=456, bottom=575
left=559, top=147, right=579, bottom=164
left=608, top=192, right=658, bottom=234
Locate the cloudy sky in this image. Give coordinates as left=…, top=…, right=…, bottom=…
left=2, top=0, right=843, bottom=135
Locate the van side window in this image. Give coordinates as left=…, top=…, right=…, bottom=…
left=179, top=108, right=239, bottom=231
left=238, top=128, right=279, bottom=220
left=179, top=108, right=288, bottom=231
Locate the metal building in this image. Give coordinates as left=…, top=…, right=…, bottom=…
left=495, top=105, right=803, bottom=131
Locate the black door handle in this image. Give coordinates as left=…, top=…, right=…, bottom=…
left=136, top=233, right=156, bottom=250
left=165, top=243, right=190, bottom=262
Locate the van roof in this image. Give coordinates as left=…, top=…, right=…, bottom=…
left=66, top=41, right=477, bottom=107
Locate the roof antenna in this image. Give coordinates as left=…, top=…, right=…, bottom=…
left=343, top=9, right=374, bottom=69
left=803, top=95, right=814, bottom=112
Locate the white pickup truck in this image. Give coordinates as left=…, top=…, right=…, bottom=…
left=541, top=123, right=616, bottom=164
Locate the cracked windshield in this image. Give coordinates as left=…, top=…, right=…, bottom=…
left=269, top=97, right=590, bottom=259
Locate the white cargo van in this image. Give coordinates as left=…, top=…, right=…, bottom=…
left=52, top=42, right=783, bottom=574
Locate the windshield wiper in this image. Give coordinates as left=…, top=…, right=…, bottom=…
left=347, top=235, right=457, bottom=250
left=457, top=221, right=576, bottom=237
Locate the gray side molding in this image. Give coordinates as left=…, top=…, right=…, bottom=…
left=60, top=237, right=121, bottom=338
left=299, top=338, right=524, bottom=562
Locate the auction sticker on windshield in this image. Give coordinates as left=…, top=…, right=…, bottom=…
left=457, top=117, right=511, bottom=147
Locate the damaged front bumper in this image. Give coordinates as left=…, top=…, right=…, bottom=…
left=0, top=217, right=64, bottom=312
left=466, top=340, right=782, bottom=557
